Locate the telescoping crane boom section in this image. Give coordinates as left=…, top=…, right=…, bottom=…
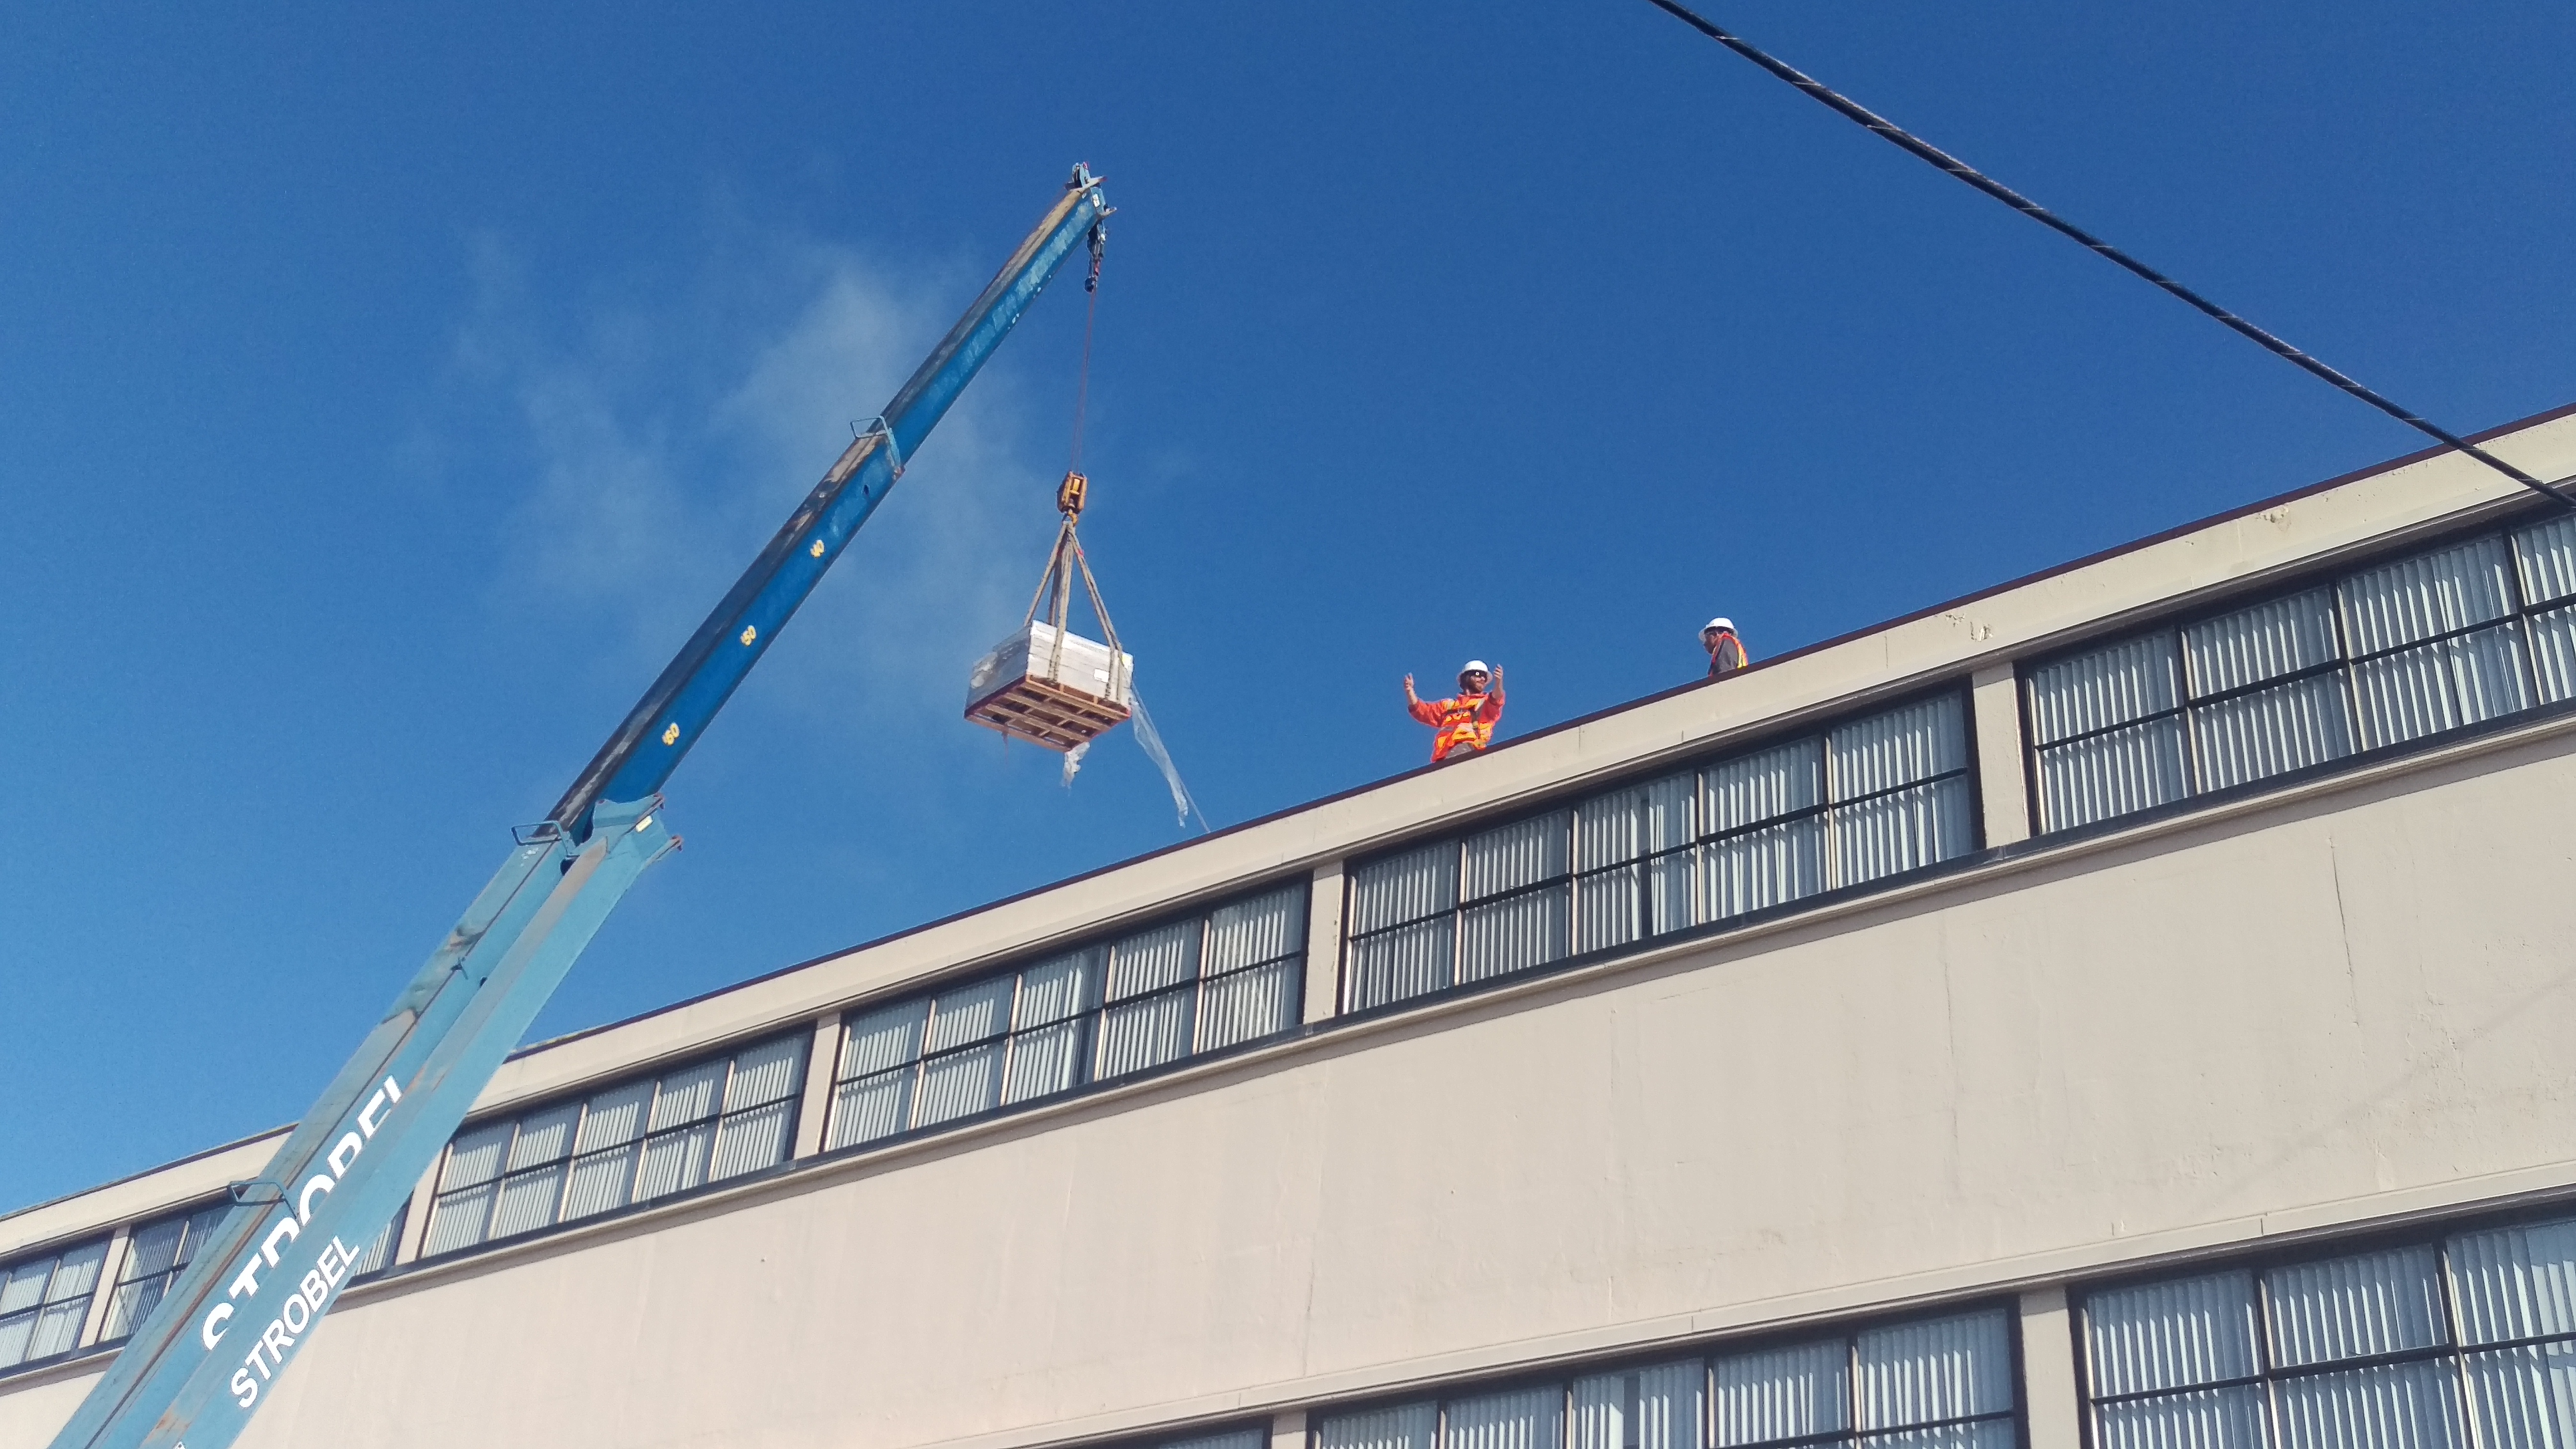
left=48, top=166, right=1114, bottom=1449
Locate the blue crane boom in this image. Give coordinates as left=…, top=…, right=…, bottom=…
left=47, top=165, right=1113, bottom=1449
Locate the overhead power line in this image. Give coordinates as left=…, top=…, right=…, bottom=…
left=1640, top=0, right=2576, bottom=510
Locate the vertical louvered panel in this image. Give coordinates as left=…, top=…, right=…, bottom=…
left=1714, top=1338, right=1849, bottom=1446
left=1856, top=1311, right=2012, bottom=1430
left=1460, top=885, right=1569, bottom=982
left=1830, top=698, right=1966, bottom=800
left=1197, top=957, right=1298, bottom=1049
left=1828, top=699, right=1972, bottom=887
left=1350, top=841, right=1459, bottom=933
left=2272, top=1362, right=2461, bottom=1449
left=1317, top=1403, right=1440, bottom=1449
left=563, top=1080, right=650, bottom=1219
left=1198, top=885, right=1303, bottom=1049
left=1096, top=922, right=1201, bottom=1079
left=1207, top=886, right=1304, bottom=974
left=2028, top=636, right=2187, bottom=831
left=2264, top=1246, right=2447, bottom=1369
left=1576, top=773, right=1694, bottom=952
left=2093, top=1388, right=2267, bottom=1449
left=829, top=999, right=928, bottom=1149
left=1450, top=1385, right=1567, bottom=1449
left=1348, top=918, right=1455, bottom=1009
left=2186, top=589, right=2343, bottom=695
left=2341, top=538, right=2529, bottom=749
left=1704, top=739, right=1825, bottom=919
left=2086, top=1271, right=2260, bottom=1397
left=1002, top=950, right=1097, bottom=1105
left=1574, top=1360, right=1707, bottom=1449
left=2029, top=635, right=2181, bottom=745
left=2183, top=588, right=2355, bottom=791
left=636, top=1059, right=725, bottom=1201
left=913, top=977, right=1013, bottom=1128
left=486, top=1102, right=577, bottom=1239
left=2190, top=675, right=2354, bottom=792
left=1347, top=842, right=1459, bottom=1009
left=422, top=1120, right=511, bottom=1255
left=2515, top=515, right=2576, bottom=608
left=2448, top=1217, right=2576, bottom=1346
left=2460, top=1344, right=2576, bottom=1449
left=2036, top=718, right=2189, bottom=832
left=2524, top=603, right=2576, bottom=705
left=709, top=1035, right=805, bottom=1181
left=1464, top=813, right=1570, bottom=899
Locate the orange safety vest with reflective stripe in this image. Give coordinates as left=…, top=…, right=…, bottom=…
left=1410, top=688, right=1504, bottom=761
left=1706, top=630, right=1748, bottom=677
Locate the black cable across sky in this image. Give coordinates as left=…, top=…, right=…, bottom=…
left=1640, top=0, right=2575, bottom=510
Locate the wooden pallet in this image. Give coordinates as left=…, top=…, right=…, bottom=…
left=965, top=675, right=1132, bottom=752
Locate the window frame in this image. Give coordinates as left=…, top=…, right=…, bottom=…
left=0, top=1233, right=112, bottom=1377
left=420, top=1032, right=809, bottom=1262
left=2069, top=1197, right=2576, bottom=1449
left=1308, top=1299, right=2028, bottom=1449
left=1338, top=683, right=1984, bottom=1018
left=818, top=876, right=1313, bottom=1158
left=2019, top=506, right=2576, bottom=839
left=98, top=1199, right=230, bottom=1346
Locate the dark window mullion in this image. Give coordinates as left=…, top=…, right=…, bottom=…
left=1186, top=915, right=1215, bottom=1054
left=2183, top=656, right=2351, bottom=714
left=1846, top=1328, right=1864, bottom=1444
left=2174, top=626, right=2207, bottom=800
left=1559, top=811, right=1576, bottom=961
left=2317, top=574, right=2363, bottom=759
left=2498, top=530, right=2546, bottom=711
left=2342, top=599, right=2530, bottom=667
left=2434, top=1241, right=2484, bottom=1449
left=1697, top=797, right=1830, bottom=850
left=1073, top=946, right=1105, bottom=1091
left=2253, top=1268, right=2284, bottom=1449
left=2032, top=700, right=2192, bottom=755
left=1448, top=838, right=1466, bottom=992
left=1820, top=736, right=1843, bottom=893
left=2087, top=1372, right=2269, bottom=1408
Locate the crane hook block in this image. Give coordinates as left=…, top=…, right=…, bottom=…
left=1057, top=471, right=1088, bottom=518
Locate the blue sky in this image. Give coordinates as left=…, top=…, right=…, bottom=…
left=4, top=1, right=2570, bottom=1213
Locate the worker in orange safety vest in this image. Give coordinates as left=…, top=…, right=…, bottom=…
left=1702, top=617, right=1749, bottom=678
left=1404, top=660, right=1506, bottom=763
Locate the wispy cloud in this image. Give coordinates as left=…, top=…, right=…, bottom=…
left=447, top=228, right=1066, bottom=747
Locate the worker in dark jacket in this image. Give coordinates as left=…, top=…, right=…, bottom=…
left=1405, top=661, right=1506, bottom=762
left=1702, top=617, right=1749, bottom=678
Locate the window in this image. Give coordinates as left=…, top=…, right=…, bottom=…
left=2080, top=1213, right=2576, bottom=1449
left=343, top=1199, right=405, bottom=1278
left=1344, top=694, right=1975, bottom=1012
left=2026, top=513, right=2576, bottom=834
left=421, top=1034, right=805, bottom=1258
left=0, top=1239, right=108, bottom=1371
left=825, top=883, right=1307, bottom=1152
left=1313, top=1309, right=2015, bottom=1449
left=100, top=1203, right=228, bottom=1342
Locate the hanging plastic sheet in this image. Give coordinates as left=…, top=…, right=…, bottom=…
left=1128, top=689, right=1208, bottom=832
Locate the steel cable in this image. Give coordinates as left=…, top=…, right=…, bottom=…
left=1640, top=0, right=2575, bottom=509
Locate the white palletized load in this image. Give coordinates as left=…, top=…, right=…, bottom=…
left=964, top=620, right=1134, bottom=752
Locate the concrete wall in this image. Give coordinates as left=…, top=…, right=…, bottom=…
left=25, top=717, right=2546, bottom=1449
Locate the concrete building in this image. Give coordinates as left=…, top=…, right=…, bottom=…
left=8, top=403, right=2576, bottom=1449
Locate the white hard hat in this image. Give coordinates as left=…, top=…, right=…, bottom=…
left=1460, top=659, right=1490, bottom=674
left=1702, top=617, right=1734, bottom=634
